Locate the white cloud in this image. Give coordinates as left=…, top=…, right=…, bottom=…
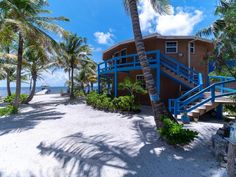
left=138, top=0, right=203, bottom=35
left=94, top=30, right=114, bottom=45
left=38, top=69, right=68, bottom=87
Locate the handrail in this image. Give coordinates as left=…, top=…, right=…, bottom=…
left=170, top=79, right=236, bottom=117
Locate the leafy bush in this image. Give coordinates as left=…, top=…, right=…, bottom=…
left=0, top=105, right=18, bottom=116
left=4, top=94, right=28, bottom=104
left=159, top=116, right=198, bottom=146
left=113, top=95, right=140, bottom=112
left=86, top=92, right=140, bottom=112
left=74, top=90, right=85, bottom=97
left=225, top=96, right=236, bottom=116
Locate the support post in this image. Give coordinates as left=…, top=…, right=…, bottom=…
left=98, top=64, right=101, bottom=94
left=156, top=50, right=161, bottom=98
left=114, top=63, right=118, bottom=97
left=216, top=104, right=223, bottom=119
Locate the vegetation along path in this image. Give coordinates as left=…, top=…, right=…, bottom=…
left=0, top=94, right=226, bottom=177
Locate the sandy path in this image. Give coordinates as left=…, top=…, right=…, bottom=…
left=0, top=94, right=226, bottom=177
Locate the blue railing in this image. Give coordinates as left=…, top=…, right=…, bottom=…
left=98, top=50, right=201, bottom=86
left=169, top=77, right=236, bottom=117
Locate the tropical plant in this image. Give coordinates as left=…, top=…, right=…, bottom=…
left=159, top=116, right=198, bottom=145
left=86, top=92, right=140, bottom=112
left=75, top=60, right=97, bottom=94
left=23, top=43, right=56, bottom=103
left=59, top=33, right=92, bottom=98
left=197, top=0, right=236, bottom=78
left=4, top=93, right=28, bottom=104
left=0, top=0, right=69, bottom=108
left=0, top=105, right=18, bottom=116
left=119, top=77, right=147, bottom=96
left=0, top=43, right=18, bottom=96
left=123, top=0, right=172, bottom=128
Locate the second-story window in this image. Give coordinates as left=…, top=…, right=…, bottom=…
left=165, top=41, right=178, bottom=54
left=120, top=49, right=127, bottom=64
left=190, top=42, right=195, bottom=54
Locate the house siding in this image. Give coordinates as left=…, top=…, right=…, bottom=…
left=102, top=36, right=214, bottom=105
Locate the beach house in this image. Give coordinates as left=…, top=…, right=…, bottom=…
left=98, top=34, right=236, bottom=119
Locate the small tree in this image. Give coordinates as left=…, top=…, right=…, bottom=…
left=118, top=77, right=147, bottom=97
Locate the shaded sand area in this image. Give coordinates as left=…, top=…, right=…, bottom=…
left=0, top=94, right=227, bottom=177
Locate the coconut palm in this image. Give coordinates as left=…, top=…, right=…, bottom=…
left=0, top=0, right=68, bottom=108
left=59, top=33, right=92, bottom=99
left=0, top=43, right=18, bottom=96
left=123, top=0, right=173, bottom=128
left=75, top=61, right=97, bottom=94
left=23, top=42, right=57, bottom=103
left=78, top=60, right=97, bottom=92
left=197, top=0, right=236, bottom=78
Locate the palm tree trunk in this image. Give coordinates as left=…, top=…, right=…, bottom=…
left=6, top=72, right=11, bottom=96
left=6, top=47, right=11, bottom=96
left=68, top=68, right=71, bottom=93
left=14, top=32, right=24, bottom=108
left=70, top=60, right=75, bottom=99
left=128, top=0, right=175, bottom=128
left=24, top=74, right=37, bottom=104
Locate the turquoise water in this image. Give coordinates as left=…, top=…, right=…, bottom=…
left=0, top=87, right=67, bottom=97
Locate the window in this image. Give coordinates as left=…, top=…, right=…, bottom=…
left=165, top=41, right=178, bottom=53
left=120, top=49, right=127, bottom=64
left=190, top=42, right=195, bottom=54
left=136, top=75, right=146, bottom=89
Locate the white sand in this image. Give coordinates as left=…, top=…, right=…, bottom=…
left=0, top=94, right=227, bottom=177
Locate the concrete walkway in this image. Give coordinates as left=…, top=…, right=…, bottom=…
left=0, top=94, right=226, bottom=177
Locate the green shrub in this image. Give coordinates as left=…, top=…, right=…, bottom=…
left=4, top=94, right=28, bottom=104
left=86, top=92, right=140, bottom=112
left=0, top=105, right=18, bottom=116
left=74, top=90, right=85, bottom=97
left=113, top=95, right=140, bottom=112
left=159, top=116, right=198, bottom=146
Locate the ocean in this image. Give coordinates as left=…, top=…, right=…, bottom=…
left=0, top=87, right=67, bottom=97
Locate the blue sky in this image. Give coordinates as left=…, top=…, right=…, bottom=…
left=1, top=0, right=219, bottom=87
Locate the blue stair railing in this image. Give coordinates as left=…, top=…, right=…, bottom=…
left=98, top=50, right=201, bottom=87
left=169, top=76, right=236, bottom=117
left=160, top=54, right=200, bottom=86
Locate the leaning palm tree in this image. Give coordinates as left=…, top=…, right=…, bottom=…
left=23, top=43, right=55, bottom=103
left=124, top=0, right=173, bottom=128
left=59, top=33, right=92, bottom=99
left=0, top=0, right=68, bottom=108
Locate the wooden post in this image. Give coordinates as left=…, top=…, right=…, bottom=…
left=226, top=140, right=236, bottom=177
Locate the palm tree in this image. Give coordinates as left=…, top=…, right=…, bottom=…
left=124, top=0, right=173, bottom=128
left=0, top=0, right=68, bottom=108
left=59, top=33, right=92, bottom=99
left=197, top=0, right=236, bottom=78
left=23, top=43, right=56, bottom=103
left=76, top=60, right=97, bottom=93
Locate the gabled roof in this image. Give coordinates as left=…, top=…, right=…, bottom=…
left=103, top=33, right=213, bottom=54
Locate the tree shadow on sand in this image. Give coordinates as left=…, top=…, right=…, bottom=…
left=37, top=120, right=220, bottom=177
left=0, top=106, right=65, bottom=136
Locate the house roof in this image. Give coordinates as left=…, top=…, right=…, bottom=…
left=103, top=33, right=213, bottom=54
